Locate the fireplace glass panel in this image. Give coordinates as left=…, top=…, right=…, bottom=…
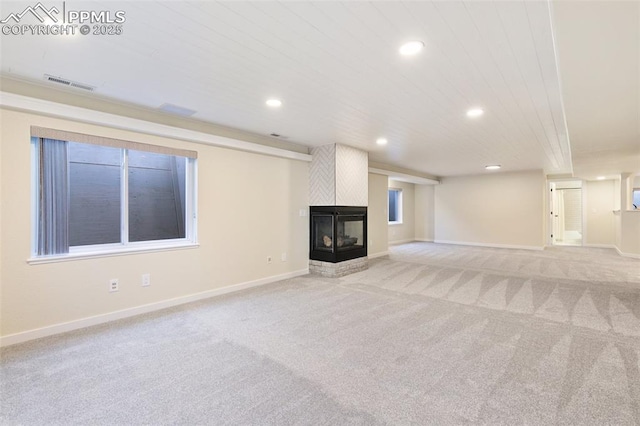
left=309, top=206, right=367, bottom=263
left=313, top=215, right=334, bottom=252
left=336, top=215, right=364, bottom=252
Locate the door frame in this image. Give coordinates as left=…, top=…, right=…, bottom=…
left=547, top=179, right=586, bottom=246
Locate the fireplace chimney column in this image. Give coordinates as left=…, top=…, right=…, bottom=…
left=308, top=144, right=369, bottom=277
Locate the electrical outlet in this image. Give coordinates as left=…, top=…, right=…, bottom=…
left=267, top=256, right=272, bottom=264
left=142, top=273, right=151, bottom=287
left=109, top=278, right=119, bottom=292
left=281, top=252, right=287, bottom=262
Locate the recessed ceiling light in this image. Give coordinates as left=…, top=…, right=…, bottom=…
left=399, top=41, right=424, bottom=56
left=596, top=176, right=606, bottom=180
left=485, top=165, right=501, bottom=170
left=376, top=138, right=388, bottom=146
left=266, top=99, right=282, bottom=107
left=467, top=108, right=484, bottom=118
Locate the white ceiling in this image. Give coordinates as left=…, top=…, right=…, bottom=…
left=552, top=0, right=639, bottom=179
left=0, top=1, right=637, bottom=178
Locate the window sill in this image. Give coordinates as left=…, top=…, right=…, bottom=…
left=388, top=221, right=403, bottom=225
left=27, top=242, right=199, bottom=265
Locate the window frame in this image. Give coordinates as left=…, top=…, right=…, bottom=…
left=633, top=188, right=640, bottom=210
left=388, top=188, right=403, bottom=225
left=29, top=135, right=198, bottom=263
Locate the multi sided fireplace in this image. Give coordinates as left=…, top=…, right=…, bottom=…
left=310, top=206, right=367, bottom=263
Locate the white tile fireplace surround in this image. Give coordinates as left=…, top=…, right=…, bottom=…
left=309, top=144, right=368, bottom=207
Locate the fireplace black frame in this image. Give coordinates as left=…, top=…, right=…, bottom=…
left=309, top=206, right=367, bottom=263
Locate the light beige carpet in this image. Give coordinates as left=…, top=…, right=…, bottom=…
left=1, top=243, right=639, bottom=425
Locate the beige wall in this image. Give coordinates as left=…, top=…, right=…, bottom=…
left=584, top=180, right=616, bottom=246
left=434, top=170, right=546, bottom=249
left=367, top=173, right=389, bottom=257
left=415, top=184, right=435, bottom=241
left=388, top=180, right=415, bottom=244
left=619, top=212, right=640, bottom=256
left=0, top=108, right=310, bottom=339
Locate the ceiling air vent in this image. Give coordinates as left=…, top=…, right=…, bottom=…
left=269, top=133, right=288, bottom=139
left=44, top=74, right=95, bottom=91
left=158, top=103, right=197, bottom=117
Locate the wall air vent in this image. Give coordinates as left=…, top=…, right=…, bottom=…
left=44, top=74, right=95, bottom=91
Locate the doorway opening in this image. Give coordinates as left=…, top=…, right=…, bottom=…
left=549, top=180, right=583, bottom=246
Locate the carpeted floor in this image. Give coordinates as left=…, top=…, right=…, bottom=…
left=1, top=243, right=639, bottom=425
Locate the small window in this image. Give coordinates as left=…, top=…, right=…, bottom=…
left=633, top=188, right=640, bottom=209
left=32, top=131, right=197, bottom=258
left=388, top=188, right=402, bottom=224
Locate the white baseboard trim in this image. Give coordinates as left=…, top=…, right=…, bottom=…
left=615, top=246, right=640, bottom=259
left=584, top=244, right=617, bottom=249
left=414, top=239, right=434, bottom=243
left=368, top=251, right=390, bottom=259
left=389, top=239, right=415, bottom=246
left=434, top=240, right=544, bottom=251
left=0, top=269, right=309, bottom=348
